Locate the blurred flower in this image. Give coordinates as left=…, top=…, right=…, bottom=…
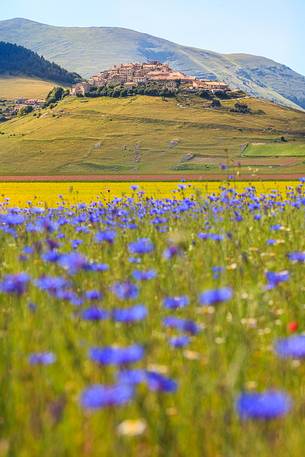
left=29, top=352, right=56, bottom=365
left=288, top=322, right=298, bottom=333
left=111, top=281, right=139, bottom=300
left=146, top=371, right=177, bottom=393
left=163, top=316, right=200, bottom=335
left=128, top=238, right=154, bottom=255
left=132, top=270, right=156, bottom=281
left=96, top=230, right=116, bottom=244
left=80, top=384, right=134, bottom=410
left=266, top=271, right=289, bottom=288
left=236, top=390, right=292, bottom=420
left=163, top=296, right=189, bottom=310
left=89, top=345, right=144, bottom=365
left=112, top=304, right=147, bottom=323
left=199, top=287, right=232, bottom=306
left=288, top=252, right=305, bottom=263
left=275, top=335, right=305, bottom=358
left=0, top=273, right=30, bottom=296
left=81, top=307, right=109, bottom=321
left=117, top=419, right=146, bottom=437
left=169, top=336, right=190, bottom=348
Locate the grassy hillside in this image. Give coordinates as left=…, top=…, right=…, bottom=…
left=0, top=95, right=304, bottom=176
left=0, top=18, right=304, bottom=110
left=0, top=76, right=57, bottom=99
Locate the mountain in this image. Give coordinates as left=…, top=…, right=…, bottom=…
left=0, top=18, right=304, bottom=111
left=0, top=40, right=81, bottom=85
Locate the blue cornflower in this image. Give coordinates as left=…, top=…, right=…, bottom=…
left=89, top=345, right=144, bottom=365
left=163, top=245, right=182, bottom=260
left=111, top=281, right=139, bottom=300
left=163, top=296, right=189, bottom=310
left=29, top=352, right=56, bottom=365
left=288, top=252, right=305, bottom=263
left=275, top=335, right=305, bottom=359
left=163, top=316, right=200, bottom=335
left=146, top=371, right=178, bottom=393
left=117, top=369, right=146, bottom=385
left=96, top=230, right=116, bottom=244
left=128, top=257, right=142, bottom=264
left=236, top=390, right=292, bottom=420
left=85, top=290, right=103, bottom=301
left=199, top=287, right=232, bottom=306
left=169, top=336, right=190, bottom=348
left=266, top=271, right=289, bottom=288
left=128, top=238, right=154, bottom=255
left=270, top=224, right=283, bottom=231
left=71, top=239, right=83, bottom=249
left=80, top=383, right=134, bottom=409
left=212, top=266, right=224, bottom=279
left=132, top=270, right=156, bottom=281
left=58, top=252, right=89, bottom=275
left=0, top=273, right=30, bottom=296
left=35, top=276, right=70, bottom=296
left=81, top=307, right=109, bottom=321
left=41, top=250, right=61, bottom=263
left=112, top=304, right=147, bottom=323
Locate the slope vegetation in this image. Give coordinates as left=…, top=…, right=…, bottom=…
left=0, top=41, right=81, bottom=85
left=0, top=76, right=57, bottom=99
left=0, top=18, right=304, bottom=110
left=0, top=95, right=304, bottom=177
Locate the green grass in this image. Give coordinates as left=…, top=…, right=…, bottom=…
left=244, top=143, right=305, bottom=157
left=0, top=185, right=305, bottom=456
left=0, top=95, right=305, bottom=176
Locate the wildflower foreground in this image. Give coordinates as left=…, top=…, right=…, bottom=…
left=0, top=183, right=305, bottom=457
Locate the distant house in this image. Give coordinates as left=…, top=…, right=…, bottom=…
left=70, top=82, right=91, bottom=96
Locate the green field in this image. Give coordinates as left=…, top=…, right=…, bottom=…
left=0, top=95, right=305, bottom=176
left=244, top=143, right=305, bottom=157
left=0, top=76, right=57, bottom=100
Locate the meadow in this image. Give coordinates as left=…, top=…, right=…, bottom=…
left=0, top=76, right=56, bottom=100
left=1, top=95, right=305, bottom=177
left=0, top=181, right=305, bottom=456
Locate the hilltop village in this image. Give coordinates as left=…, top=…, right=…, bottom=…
left=71, top=61, right=230, bottom=97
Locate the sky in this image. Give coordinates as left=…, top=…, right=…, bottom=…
left=2, top=0, right=305, bottom=75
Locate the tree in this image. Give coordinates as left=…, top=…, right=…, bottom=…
left=45, top=86, right=65, bottom=106
left=19, top=105, right=34, bottom=116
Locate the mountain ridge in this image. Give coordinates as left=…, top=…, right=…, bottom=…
left=0, top=18, right=304, bottom=110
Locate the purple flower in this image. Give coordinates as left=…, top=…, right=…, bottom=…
left=132, top=270, right=156, bottom=281
left=146, top=371, right=178, bottom=393
left=58, top=252, right=89, bottom=275
left=80, top=383, right=134, bottom=410
left=89, top=345, right=144, bottom=365
left=163, top=316, right=200, bottom=335
left=111, top=281, right=139, bottom=300
left=42, top=250, right=61, bottom=263
left=169, top=336, right=190, bottom=348
left=0, top=273, right=30, bottom=296
left=81, top=307, right=109, bottom=321
left=29, top=352, right=56, bottom=365
left=275, top=335, right=305, bottom=359
left=118, top=369, right=146, bottom=385
left=35, top=276, right=70, bottom=295
left=288, top=252, right=305, bottom=263
left=163, top=296, right=189, bottom=310
left=128, top=238, right=154, bottom=255
left=266, top=271, right=289, bottom=288
left=163, top=245, right=182, bottom=260
left=112, top=304, right=147, bottom=323
left=199, top=287, right=232, bottom=306
left=85, top=290, right=103, bottom=301
left=236, top=391, right=292, bottom=420
left=96, top=230, right=116, bottom=244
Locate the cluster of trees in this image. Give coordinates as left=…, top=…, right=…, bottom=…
left=45, top=86, right=69, bottom=107
left=0, top=42, right=81, bottom=85
left=83, top=84, right=177, bottom=99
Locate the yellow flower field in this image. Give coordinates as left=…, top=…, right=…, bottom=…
left=0, top=181, right=301, bottom=207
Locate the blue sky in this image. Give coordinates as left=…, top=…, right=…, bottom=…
left=2, top=0, right=305, bottom=75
